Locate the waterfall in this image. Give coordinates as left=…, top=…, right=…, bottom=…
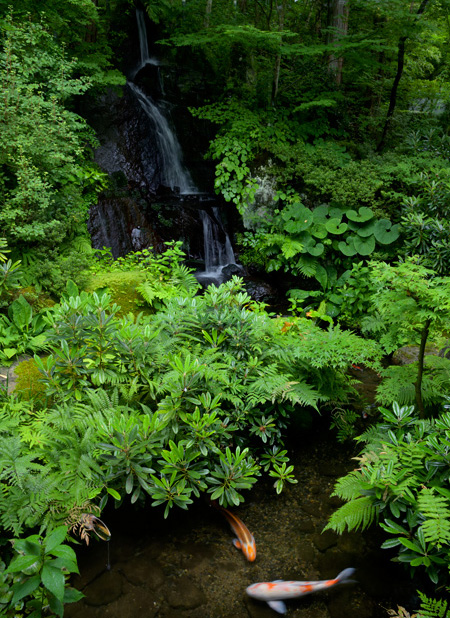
left=128, top=82, right=196, bottom=194
left=131, top=9, right=161, bottom=81
left=136, top=8, right=149, bottom=65
left=129, top=8, right=237, bottom=280
left=198, top=208, right=236, bottom=277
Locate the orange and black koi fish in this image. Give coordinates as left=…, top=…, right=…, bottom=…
left=213, top=503, right=256, bottom=562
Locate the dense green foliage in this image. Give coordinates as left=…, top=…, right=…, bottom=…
left=0, top=526, right=82, bottom=617
left=325, top=402, right=450, bottom=590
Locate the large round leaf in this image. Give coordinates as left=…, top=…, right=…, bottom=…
left=312, top=204, right=330, bottom=223
left=346, top=207, right=374, bottom=223
left=374, top=220, right=400, bottom=244
left=305, top=241, right=325, bottom=257
left=338, top=239, right=357, bottom=256
left=325, top=218, right=348, bottom=235
left=357, top=221, right=376, bottom=238
left=353, top=235, right=376, bottom=255
left=310, top=224, right=328, bottom=239
left=283, top=204, right=313, bottom=232
left=329, top=206, right=345, bottom=219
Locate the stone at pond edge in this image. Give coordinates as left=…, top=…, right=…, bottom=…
left=122, top=555, right=165, bottom=588
left=100, top=588, right=159, bottom=618
left=391, top=344, right=439, bottom=365
left=313, top=529, right=338, bottom=552
left=84, top=570, right=124, bottom=606
left=166, top=574, right=206, bottom=609
left=221, top=263, right=244, bottom=279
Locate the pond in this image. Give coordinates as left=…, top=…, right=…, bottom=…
left=65, top=403, right=422, bottom=618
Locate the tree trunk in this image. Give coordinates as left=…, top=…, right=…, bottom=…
left=376, top=0, right=431, bottom=152
left=205, top=0, right=213, bottom=27
left=328, top=0, right=349, bottom=85
left=415, top=318, right=432, bottom=419
left=271, top=0, right=285, bottom=106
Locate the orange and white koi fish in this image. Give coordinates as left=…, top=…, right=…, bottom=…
left=214, top=503, right=256, bottom=562
left=246, top=567, right=355, bottom=614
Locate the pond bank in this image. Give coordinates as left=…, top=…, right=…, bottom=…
left=65, top=413, right=422, bottom=618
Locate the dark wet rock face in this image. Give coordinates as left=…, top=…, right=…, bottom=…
left=244, top=278, right=281, bottom=306
left=85, top=85, right=209, bottom=258
left=89, top=86, right=163, bottom=195
left=221, top=263, right=245, bottom=279
left=88, top=196, right=163, bottom=258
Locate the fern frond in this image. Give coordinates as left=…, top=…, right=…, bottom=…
left=294, top=254, right=318, bottom=278
left=418, top=488, right=450, bottom=548
left=417, top=591, right=449, bottom=618
left=330, top=469, right=371, bottom=501
left=324, top=495, right=377, bottom=533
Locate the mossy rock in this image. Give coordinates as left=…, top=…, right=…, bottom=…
left=14, top=357, right=48, bottom=405
left=391, top=345, right=440, bottom=365
left=14, top=287, right=55, bottom=311
left=85, top=270, right=147, bottom=315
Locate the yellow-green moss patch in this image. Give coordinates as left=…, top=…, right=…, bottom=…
left=14, top=357, right=48, bottom=406
left=84, top=270, right=147, bottom=315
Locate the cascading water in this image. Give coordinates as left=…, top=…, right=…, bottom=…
left=137, top=8, right=150, bottom=65
left=130, top=7, right=237, bottom=278
left=127, top=81, right=196, bottom=194
left=90, top=7, right=238, bottom=277
left=198, top=208, right=236, bottom=281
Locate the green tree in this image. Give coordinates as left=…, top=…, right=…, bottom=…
left=362, top=258, right=450, bottom=417
left=0, top=14, right=104, bottom=249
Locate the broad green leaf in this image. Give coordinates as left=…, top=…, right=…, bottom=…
left=64, top=587, right=84, bottom=604
left=6, top=554, right=41, bottom=573
left=11, top=575, right=41, bottom=605
left=346, top=207, right=373, bottom=223
left=107, top=488, right=121, bottom=500
left=42, top=564, right=65, bottom=602
left=44, top=526, right=68, bottom=554
left=374, top=220, right=400, bottom=244
left=338, top=239, right=357, bottom=256
left=325, top=218, right=348, bottom=234
left=353, top=235, right=375, bottom=256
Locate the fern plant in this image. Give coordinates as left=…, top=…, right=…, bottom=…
left=417, top=591, right=449, bottom=618
left=326, top=402, right=450, bottom=587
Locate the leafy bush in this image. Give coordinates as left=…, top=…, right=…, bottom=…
left=325, top=402, right=450, bottom=589
left=0, top=276, right=382, bottom=537
left=88, top=242, right=200, bottom=312
left=1, top=526, right=82, bottom=618
left=0, top=296, right=48, bottom=365
left=361, top=258, right=450, bottom=416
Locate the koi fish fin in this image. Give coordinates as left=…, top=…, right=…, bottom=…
left=232, top=539, right=242, bottom=550
left=267, top=600, right=287, bottom=614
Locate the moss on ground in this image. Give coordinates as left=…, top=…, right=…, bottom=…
left=84, top=270, right=148, bottom=315
left=14, top=357, right=48, bottom=406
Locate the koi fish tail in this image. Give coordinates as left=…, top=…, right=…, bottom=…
left=335, top=568, right=356, bottom=583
